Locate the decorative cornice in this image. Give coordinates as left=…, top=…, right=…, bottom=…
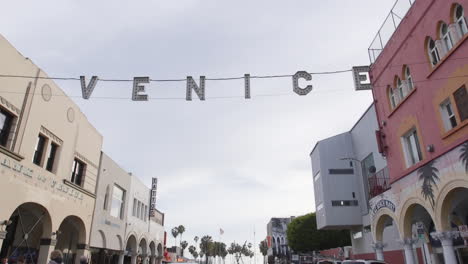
left=0, top=96, right=20, bottom=115
left=63, top=179, right=96, bottom=198
left=74, top=152, right=99, bottom=170
left=0, top=145, right=23, bottom=161
left=372, top=242, right=386, bottom=250
left=431, top=231, right=460, bottom=243
left=40, top=126, right=63, bottom=145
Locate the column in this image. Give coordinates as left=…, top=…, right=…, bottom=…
left=37, top=238, right=57, bottom=264
left=431, top=231, right=459, bottom=264
left=402, top=238, right=417, bottom=264
left=0, top=230, right=7, bottom=250
left=372, top=241, right=385, bottom=261
left=76, top=244, right=90, bottom=264
left=131, top=253, right=137, bottom=264
left=118, top=253, right=124, bottom=264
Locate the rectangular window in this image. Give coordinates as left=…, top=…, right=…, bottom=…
left=45, top=142, right=59, bottom=172
left=453, top=86, right=468, bottom=122
left=0, top=108, right=13, bottom=147
left=110, top=185, right=125, bottom=219
left=137, top=201, right=142, bottom=219
left=71, top=158, right=86, bottom=186
left=314, top=171, right=320, bottom=181
left=316, top=203, right=323, bottom=211
left=402, top=129, right=422, bottom=167
left=133, top=198, right=137, bottom=216
left=331, top=200, right=359, bottom=206
left=440, top=100, right=458, bottom=131
left=33, top=135, right=47, bottom=166
left=144, top=205, right=147, bottom=221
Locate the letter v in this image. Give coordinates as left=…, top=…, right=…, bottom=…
left=80, top=76, right=99, bottom=99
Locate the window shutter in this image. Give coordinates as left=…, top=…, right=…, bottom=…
left=454, top=86, right=468, bottom=121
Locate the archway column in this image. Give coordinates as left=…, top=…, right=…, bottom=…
left=118, top=252, right=124, bottom=264
left=402, top=238, right=417, bottom=264
left=431, top=231, right=460, bottom=264
left=372, top=241, right=385, bottom=261
left=38, top=238, right=57, bottom=264
left=75, top=244, right=89, bottom=264
left=131, top=252, right=138, bottom=264
left=0, top=230, right=6, bottom=250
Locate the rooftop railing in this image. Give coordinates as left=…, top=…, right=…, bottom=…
left=368, top=0, right=416, bottom=64
left=368, top=167, right=391, bottom=198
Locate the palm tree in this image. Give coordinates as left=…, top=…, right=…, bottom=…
left=418, top=160, right=440, bottom=208
left=259, top=240, right=268, bottom=264
left=180, top=240, right=189, bottom=257
left=194, top=236, right=199, bottom=244
left=200, top=235, right=213, bottom=264
left=460, top=142, right=468, bottom=173
left=178, top=225, right=186, bottom=244
left=172, top=227, right=179, bottom=249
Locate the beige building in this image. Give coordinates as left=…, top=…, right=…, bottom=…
left=0, top=34, right=103, bottom=264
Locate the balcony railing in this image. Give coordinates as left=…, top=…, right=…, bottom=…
left=368, top=167, right=391, bottom=198
left=368, top=0, right=415, bottom=64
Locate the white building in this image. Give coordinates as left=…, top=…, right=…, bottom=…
left=310, top=104, right=402, bottom=259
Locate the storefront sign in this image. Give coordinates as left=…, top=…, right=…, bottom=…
left=149, top=177, right=157, bottom=217
left=1, top=155, right=84, bottom=201
left=372, top=199, right=396, bottom=214
left=352, top=66, right=372, bottom=91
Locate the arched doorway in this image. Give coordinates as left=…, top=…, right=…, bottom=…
left=55, top=215, right=87, bottom=264
left=271, top=236, right=276, bottom=256
left=372, top=211, right=402, bottom=262
left=401, top=201, right=437, bottom=264
left=124, top=235, right=137, bottom=264
left=438, top=186, right=468, bottom=263
left=138, top=238, right=148, bottom=264
left=149, top=241, right=155, bottom=264
left=0, top=202, right=52, bottom=263
left=156, top=243, right=163, bottom=264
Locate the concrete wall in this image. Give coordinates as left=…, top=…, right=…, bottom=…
left=90, top=152, right=132, bottom=251
left=311, top=132, right=363, bottom=229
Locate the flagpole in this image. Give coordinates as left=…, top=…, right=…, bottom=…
left=253, top=226, right=256, bottom=264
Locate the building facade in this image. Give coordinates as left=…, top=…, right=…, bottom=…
left=368, top=0, right=468, bottom=263
left=90, top=152, right=132, bottom=264
left=310, top=104, right=405, bottom=263
left=90, top=153, right=165, bottom=264
left=266, top=217, right=293, bottom=262
left=0, top=34, right=167, bottom=264
left=0, top=34, right=103, bottom=264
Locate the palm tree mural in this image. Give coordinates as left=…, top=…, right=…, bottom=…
left=460, top=142, right=468, bottom=173
left=418, top=160, right=440, bottom=208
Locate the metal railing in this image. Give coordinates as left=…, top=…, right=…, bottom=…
left=368, top=167, right=391, bottom=198
left=368, top=0, right=416, bottom=64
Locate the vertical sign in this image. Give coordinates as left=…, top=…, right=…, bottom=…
left=150, top=177, right=158, bottom=217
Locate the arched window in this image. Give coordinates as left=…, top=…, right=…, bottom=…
left=389, top=87, right=397, bottom=109
left=405, top=67, right=414, bottom=91
left=428, top=38, right=440, bottom=66
left=397, top=77, right=406, bottom=99
left=455, top=4, right=468, bottom=35
left=440, top=23, right=454, bottom=50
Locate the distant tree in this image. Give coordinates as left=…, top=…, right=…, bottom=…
left=259, top=240, right=268, bottom=263
left=180, top=240, right=189, bottom=256
left=200, top=235, right=213, bottom=264
left=228, top=242, right=253, bottom=264
left=171, top=227, right=179, bottom=248
left=194, top=236, right=199, bottom=244
left=286, top=213, right=350, bottom=253
left=178, top=225, right=186, bottom=243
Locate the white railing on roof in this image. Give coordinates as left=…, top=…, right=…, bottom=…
left=368, top=0, right=416, bottom=64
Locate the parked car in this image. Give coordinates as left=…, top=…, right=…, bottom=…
left=317, top=260, right=342, bottom=264
left=342, top=260, right=387, bottom=264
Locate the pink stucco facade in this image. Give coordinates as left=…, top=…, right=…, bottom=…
left=370, top=0, right=468, bottom=183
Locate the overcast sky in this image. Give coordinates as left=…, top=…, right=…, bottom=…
left=1, top=0, right=396, bottom=261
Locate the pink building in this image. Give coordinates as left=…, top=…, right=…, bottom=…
left=368, top=0, right=468, bottom=263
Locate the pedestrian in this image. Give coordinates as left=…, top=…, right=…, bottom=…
left=79, top=256, right=88, bottom=264
left=0, top=257, right=8, bottom=264
left=48, top=250, right=63, bottom=264
left=16, top=256, right=25, bottom=264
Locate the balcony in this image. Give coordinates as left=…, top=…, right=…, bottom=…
left=368, top=167, right=391, bottom=198
left=368, top=0, right=415, bottom=64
